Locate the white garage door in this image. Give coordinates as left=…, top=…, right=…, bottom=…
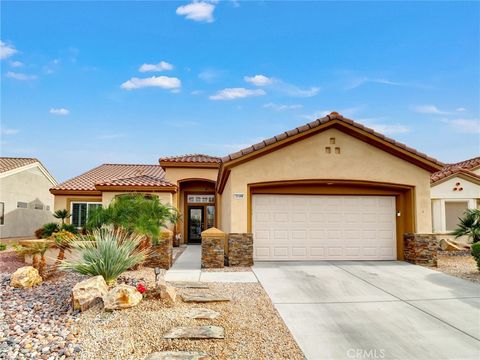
left=252, top=195, right=397, bottom=261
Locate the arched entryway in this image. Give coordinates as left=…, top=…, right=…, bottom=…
left=177, top=179, right=216, bottom=244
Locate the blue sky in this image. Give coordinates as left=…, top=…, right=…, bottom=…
left=1, top=1, right=479, bottom=182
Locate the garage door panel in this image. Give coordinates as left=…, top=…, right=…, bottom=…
left=252, top=194, right=396, bottom=261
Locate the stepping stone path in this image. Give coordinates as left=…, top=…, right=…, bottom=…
left=186, top=308, right=220, bottom=320
left=145, top=351, right=210, bottom=360
left=169, top=282, right=209, bottom=289
left=164, top=326, right=225, bottom=339
left=181, top=293, right=230, bottom=303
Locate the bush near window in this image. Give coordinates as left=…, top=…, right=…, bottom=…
left=86, top=194, right=179, bottom=245
left=34, top=223, right=60, bottom=239
left=452, top=209, right=480, bottom=244
left=0, top=243, right=6, bottom=251
left=471, top=243, right=480, bottom=271
left=60, top=223, right=78, bottom=234
left=60, top=226, right=147, bottom=285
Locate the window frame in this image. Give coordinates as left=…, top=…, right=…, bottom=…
left=444, top=200, right=470, bottom=232
left=0, top=202, right=4, bottom=226
left=70, top=201, right=102, bottom=228
left=17, top=201, right=28, bottom=209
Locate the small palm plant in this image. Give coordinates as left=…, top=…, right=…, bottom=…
left=14, top=242, right=52, bottom=278
left=60, top=226, right=147, bottom=285
left=53, top=209, right=71, bottom=225
left=452, top=209, right=480, bottom=244
left=50, top=230, right=76, bottom=273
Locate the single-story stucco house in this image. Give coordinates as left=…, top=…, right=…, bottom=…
left=50, top=112, right=447, bottom=261
left=1, top=157, right=57, bottom=239
left=431, top=157, right=480, bottom=237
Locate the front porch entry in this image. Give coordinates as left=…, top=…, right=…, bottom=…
left=177, top=179, right=216, bottom=244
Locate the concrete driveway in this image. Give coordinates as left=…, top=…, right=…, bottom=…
left=253, top=261, right=480, bottom=360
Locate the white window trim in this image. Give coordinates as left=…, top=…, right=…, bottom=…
left=70, top=201, right=102, bottom=228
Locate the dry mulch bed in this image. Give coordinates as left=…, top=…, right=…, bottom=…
left=425, top=254, right=480, bottom=284
left=75, top=282, right=304, bottom=360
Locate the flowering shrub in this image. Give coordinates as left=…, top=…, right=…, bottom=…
left=136, top=283, right=147, bottom=294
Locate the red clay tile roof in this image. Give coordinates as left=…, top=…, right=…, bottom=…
left=159, top=154, right=222, bottom=164
left=0, top=157, right=39, bottom=173
left=51, top=164, right=166, bottom=191
left=95, top=174, right=175, bottom=188
left=221, top=112, right=444, bottom=169
left=431, top=156, right=480, bottom=184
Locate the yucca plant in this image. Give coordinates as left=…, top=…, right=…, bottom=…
left=60, top=226, right=147, bottom=285
left=452, top=209, right=480, bottom=244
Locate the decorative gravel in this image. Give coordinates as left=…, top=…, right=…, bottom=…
left=75, top=282, right=304, bottom=360
left=425, top=254, right=480, bottom=284
left=0, top=271, right=86, bottom=360
left=0, top=248, right=25, bottom=274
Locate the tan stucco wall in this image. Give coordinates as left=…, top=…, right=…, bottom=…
left=221, top=128, right=433, bottom=233
left=163, top=167, right=219, bottom=186
left=0, top=167, right=56, bottom=238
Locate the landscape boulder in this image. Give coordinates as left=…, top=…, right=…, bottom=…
left=104, top=284, right=143, bottom=311
left=148, top=276, right=177, bottom=305
left=10, top=266, right=42, bottom=288
left=72, top=275, right=108, bottom=311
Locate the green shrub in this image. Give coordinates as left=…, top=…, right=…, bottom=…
left=471, top=243, right=480, bottom=271
left=61, top=223, right=78, bottom=234
left=86, top=194, right=179, bottom=245
left=0, top=243, right=6, bottom=251
left=41, top=223, right=60, bottom=238
left=60, top=226, right=147, bottom=285
left=452, top=209, right=480, bottom=244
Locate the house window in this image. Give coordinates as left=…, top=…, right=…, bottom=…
left=71, top=202, right=102, bottom=228
left=0, top=202, right=4, bottom=225
left=445, top=201, right=469, bottom=232
left=17, top=202, right=28, bottom=208
left=187, top=195, right=215, bottom=204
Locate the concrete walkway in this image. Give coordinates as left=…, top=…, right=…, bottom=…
left=253, top=261, right=480, bottom=360
left=165, top=245, right=257, bottom=283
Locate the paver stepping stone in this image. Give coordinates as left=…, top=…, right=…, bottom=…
left=163, top=326, right=224, bottom=339
left=181, top=293, right=230, bottom=303
left=186, top=308, right=220, bottom=320
left=169, top=281, right=209, bottom=289
left=145, top=351, right=210, bottom=360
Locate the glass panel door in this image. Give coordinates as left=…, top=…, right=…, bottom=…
left=206, top=205, right=215, bottom=230
left=188, top=206, right=204, bottom=243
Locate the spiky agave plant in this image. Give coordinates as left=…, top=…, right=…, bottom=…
left=452, top=208, right=480, bottom=244
left=60, top=226, right=147, bottom=285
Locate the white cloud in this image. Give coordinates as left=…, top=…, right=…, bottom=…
left=209, top=87, right=266, bottom=100
left=139, top=61, right=174, bottom=72
left=412, top=105, right=451, bottom=115
left=10, top=60, right=23, bottom=67
left=244, top=75, right=274, bottom=86
left=302, top=107, right=362, bottom=120
left=284, top=86, right=319, bottom=97
left=456, top=107, right=467, bottom=112
left=5, top=72, right=37, bottom=81
left=176, top=1, right=216, bottom=23
left=50, top=108, right=70, bottom=116
left=263, top=103, right=303, bottom=111
left=198, top=69, right=224, bottom=83
left=1, top=127, right=19, bottom=135
left=443, top=118, right=480, bottom=134
left=0, top=41, right=18, bottom=60
left=120, top=76, right=181, bottom=90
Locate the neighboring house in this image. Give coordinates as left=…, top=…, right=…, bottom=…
left=51, top=112, right=445, bottom=261
left=0, top=157, right=57, bottom=239
left=431, top=157, right=480, bottom=238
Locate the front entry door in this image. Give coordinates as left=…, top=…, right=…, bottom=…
left=188, top=206, right=204, bottom=243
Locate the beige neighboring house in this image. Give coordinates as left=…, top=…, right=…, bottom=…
left=51, top=112, right=445, bottom=261
left=0, top=157, right=57, bottom=239
left=431, top=157, right=480, bottom=240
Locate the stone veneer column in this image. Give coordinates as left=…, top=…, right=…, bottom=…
left=227, top=233, right=254, bottom=266
left=201, top=227, right=225, bottom=268
left=144, top=229, right=173, bottom=269
left=404, top=233, right=439, bottom=266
